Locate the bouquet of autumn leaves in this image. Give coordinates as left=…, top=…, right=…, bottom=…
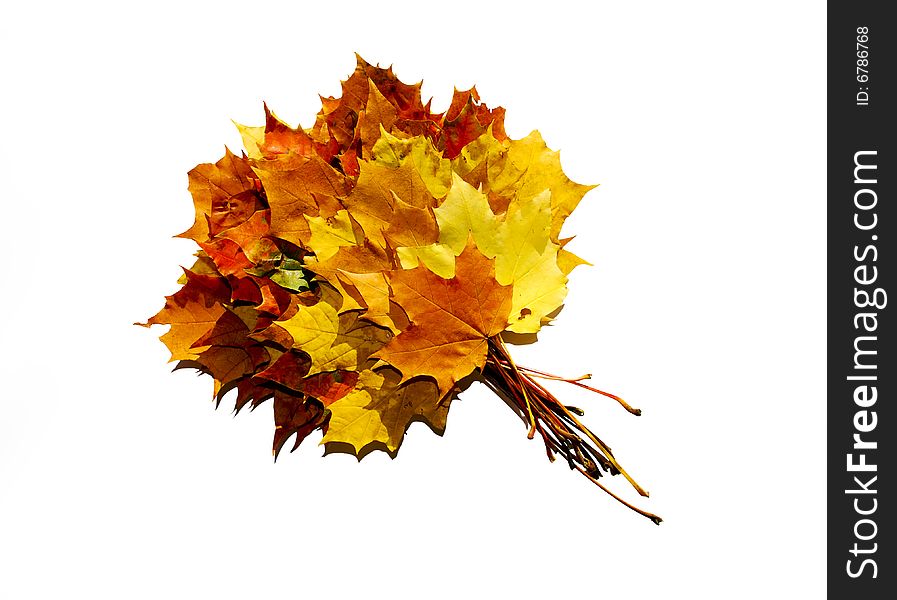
left=141, top=56, right=659, bottom=523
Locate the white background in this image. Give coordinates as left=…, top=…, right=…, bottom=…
left=0, top=1, right=825, bottom=598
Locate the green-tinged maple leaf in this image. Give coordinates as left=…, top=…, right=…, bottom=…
left=269, top=259, right=312, bottom=292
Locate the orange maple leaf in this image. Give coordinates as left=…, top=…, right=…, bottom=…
left=375, top=237, right=512, bottom=398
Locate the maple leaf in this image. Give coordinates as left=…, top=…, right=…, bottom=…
left=258, top=104, right=317, bottom=158
left=358, top=81, right=398, bottom=158
left=189, top=308, right=271, bottom=397
left=216, top=209, right=274, bottom=264
left=375, top=237, right=512, bottom=398
left=254, top=350, right=359, bottom=405
left=139, top=269, right=230, bottom=362
left=381, top=197, right=440, bottom=259
left=335, top=270, right=397, bottom=332
left=179, top=149, right=261, bottom=244
left=305, top=209, right=362, bottom=262
left=477, top=130, right=595, bottom=241
left=250, top=153, right=350, bottom=247
left=303, top=241, right=392, bottom=313
left=247, top=255, right=311, bottom=295
left=434, top=172, right=500, bottom=258
left=199, top=238, right=253, bottom=277
left=395, top=243, right=455, bottom=280
left=343, top=148, right=443, bottom=251
left=441, top=101, right=487, bottom=160
left=557, top=238, right=591, bottom=277
left=141, top=55, right=660, bottom=524
left=494, top=189, right=568, bottom=333
left=322, top=366, right=447, bottom=455
left=275, top=284, right=392, bottom=375
left=395, top=173, right=497, bottom=278
left=273, top=391, right=327, bottom=458
left=233, top=377, right=276, bottom=415
left=370, top=128, right=452, bottom=198
left=443, top=86, right=508, bottom=142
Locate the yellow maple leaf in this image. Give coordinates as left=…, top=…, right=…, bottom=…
left=233, top=121, right=265, bottom=160
left=434, top=173, right=500, bottom=257
left=395, top=243, right=455, bottom=279
left=557, top=242, right=591, bottom=277
left=306, top=209, right=360, bottom=262
left=275, top=284, right=391, bottom=375
left=491, top=131, right=595, bottom=241
left=495, top=189, right=568, bottom=333
left=453, top=129, right=595, bottom=241
left=371, top=128, right=452, bottom=198
left=396, top=173, right=497, bottom=278
left=322, top=367, right=448, bottom=455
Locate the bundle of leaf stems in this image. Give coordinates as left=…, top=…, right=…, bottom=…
left=484, top=336, right=662, bottom=525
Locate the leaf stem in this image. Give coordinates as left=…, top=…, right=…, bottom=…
left=483, top=336, right=659, bottom=523
left=493, top=335, right=537, bottom=439
left=516, top=364, right=642, bottom=416
left=575, top=466, right=663, bottom=525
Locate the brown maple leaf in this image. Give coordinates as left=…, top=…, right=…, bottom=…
left=179, top=149, right=261, bottom=244
left=139, top=269, right=231, bottom=362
